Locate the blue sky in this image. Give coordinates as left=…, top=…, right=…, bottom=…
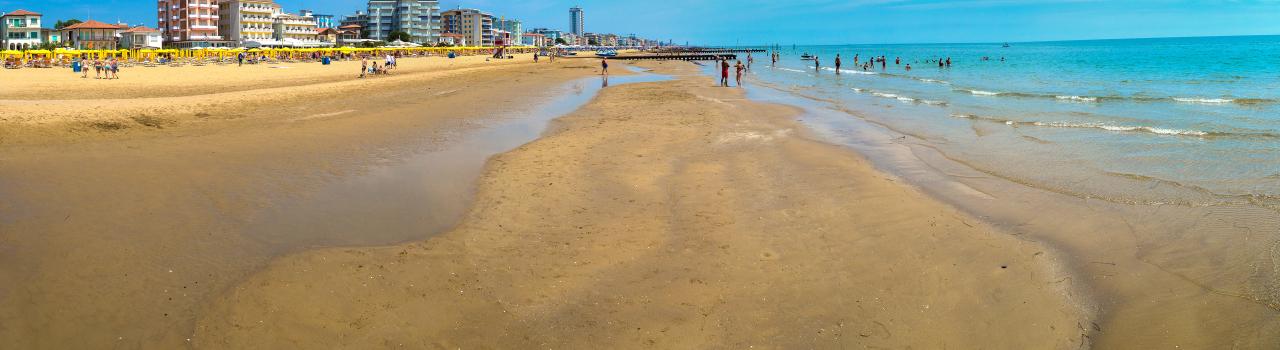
left=3, top=0, right=1278, bottom=45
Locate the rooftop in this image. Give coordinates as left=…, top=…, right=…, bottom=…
left=62, top=20, right=125, bottom=30
left=3, top=9, right=41, bottom=17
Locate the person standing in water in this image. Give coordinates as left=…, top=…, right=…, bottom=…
left=834, top=54, right=842, bottom=74
left=814, top=56, right=820, bottom=71
left=720, top=59, right=731, bottom=87
left=735, top=60, right=746, bottom=86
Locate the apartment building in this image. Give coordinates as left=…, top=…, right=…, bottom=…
left=60, top=20, right=124, bottom=50
left=366, top=0, right=440, bottom=44
left=218, top=0, right=278, bottom=45
left=120, top=26, right=163, bottom=49
left=494, top=18, right=520, bottom=46
left=158, top=0, right=231, bottom=48
left=441, top=8, right=493, bottom=47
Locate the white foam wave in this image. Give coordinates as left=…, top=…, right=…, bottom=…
left=1055, top=95, right=1098, bottom=102
left=1173, top=97, right=1233, bottom=104
left=1035, top=122, right=1209, bottom=136
left=778, top=68, right=807, bottom=74
left=920, top=78, right=950, bottom=84
left=920, top=100, right=947, bottom=106
left=964, top=89, right=1000, bottom=96
left=871, top=92, right=899, bottom=99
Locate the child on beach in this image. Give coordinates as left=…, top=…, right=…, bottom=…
left=360, top=57, right=368, bottom=78
left=601, top=59, right=609, bottom=76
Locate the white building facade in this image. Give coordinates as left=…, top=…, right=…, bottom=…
left=2, top=9, right=43, bottom=50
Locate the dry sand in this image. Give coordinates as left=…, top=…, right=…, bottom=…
left=191, top=61, right=1089, bottom=349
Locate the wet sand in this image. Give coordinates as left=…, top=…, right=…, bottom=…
left=191, top=61, right=1088, bottom=348
left=0, top=57, right=611, bottom=348
left=739, top=78, right=1280, bottom=349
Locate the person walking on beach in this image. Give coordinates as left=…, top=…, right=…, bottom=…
left=601, top=59, right=609, bottom=76
left=834, top=54, right=842, bottom=74
left=80, top=56, right=89, bottom=79
left=360, top=57, right=368, bottom=78
left=237, top=52, right=244, bottom=67
left=109, top=58, right=119, bottom=80
left=735, top=60, right=745, bottom=86
left=93, top=59, right=102, bottom=79
left=720, top=59, right=731, bottom=87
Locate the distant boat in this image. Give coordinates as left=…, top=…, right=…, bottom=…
left=1002, top=42, right=1011, bottom=48
left=800, top=53, right=815, bottom=60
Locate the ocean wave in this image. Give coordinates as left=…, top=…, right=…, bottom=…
left=950, top=87, right=1274, bottom=106
left=946, top=114, right=1256, bottom=138
left=1055, top=95, right=1099, bottom=102
left=918, top=78, right=950, bottom=84
left=1173, top=97, right=1233, bottom=104
left=777, top=67, right=808, bottom=74
left=956, top=89, right=1001, bottom=96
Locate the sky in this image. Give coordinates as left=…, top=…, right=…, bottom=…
left=3, top=0, right=1278, bottom=45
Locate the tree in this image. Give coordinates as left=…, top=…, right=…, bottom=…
left=387, top=30, right=412, bottom=43
left=555, top=37, right=567, bottom=45
left=55, top=19, right=82, bottom=29
left=588, top=38, right=599, bottom=46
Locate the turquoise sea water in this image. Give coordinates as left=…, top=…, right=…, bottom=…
left=745, top=35, right=1280, bottom=208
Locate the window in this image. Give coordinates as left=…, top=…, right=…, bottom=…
left=29, top=18, right=37, bottom=26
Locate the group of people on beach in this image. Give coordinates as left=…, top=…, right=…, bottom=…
left=358, top=54, right=397, bottom=78
left=718, top=57, right=747, bottom=87
left=75, top=57, right=119, bottom=80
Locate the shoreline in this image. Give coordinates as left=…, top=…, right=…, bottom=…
left=191, top=61, right=1089, bottom=348
left=735, top=65, right=1280, bottom=347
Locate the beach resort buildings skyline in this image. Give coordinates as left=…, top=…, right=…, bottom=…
left=1, top=3, right=661, bottom=50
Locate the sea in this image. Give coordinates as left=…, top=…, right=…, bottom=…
left=710, top=35, right=1280, bottom=347
left=748, top=35, right=1280, bottom=209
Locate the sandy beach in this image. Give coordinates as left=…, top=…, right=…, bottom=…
left=0, top=57, right=1097, bottom=348
left=184, top=61, right=1087, bottom=348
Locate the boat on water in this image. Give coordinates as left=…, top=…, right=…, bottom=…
left=800, top=53, right=815, bottom=60
left=1002, top=42, right=1011, bottom=48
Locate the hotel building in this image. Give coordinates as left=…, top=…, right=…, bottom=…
left=441, top=8, right=493, bottom=47
left=272, top=13, right=324, bottom=47
left=158, top=0, right=230, bottom=48
left=569, top=6, right=583, bottom=36
left=2, top=9, right=43, bottom=50
left=218, top=0, right=278, bottom=45
left=366, top=0, right=440, bottom=44
left=494, top=18, right=520, bottom=46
